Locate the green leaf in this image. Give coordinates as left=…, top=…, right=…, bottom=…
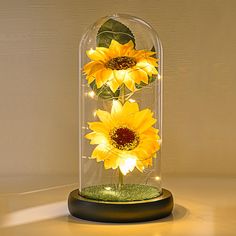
left=97, top=19, right=135, bottom=48
left=90, top=80, right=120, bottom=100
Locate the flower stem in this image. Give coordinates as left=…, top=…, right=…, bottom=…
left=120, top=84, right=125, bottom=104
left=118, top=84, right=126, bottom=188
left=118, top=169, right=124, bottom=189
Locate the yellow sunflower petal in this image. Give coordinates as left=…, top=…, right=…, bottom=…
left=95, top=74, right=106, bottom=88
left=136, top=160, right=145, bottom=172
left=104, top=151, right=120, bottom=169
left=145, top=51, right=156, bottom=56
left=111, top=100, right=123, bottom=116
left=128, top=67, right=149, bottom=84
left=141, top=157, right=153, bottom=168
left=86, top=48, right=107, bottom=61
left=122, top=101, right=139, bottom=116
left=124, top=77, right=135, bottom=91
left=142, top=127, right=159, bottom=136
left=87, top=75, right=95, bottom=84
left=136, top=156, right=153, bottom=172
left=146, top=57, right=158, bottom=67
left=136, top=60, right=158, bottom=76
left=113, top=70, right=127, bottom=83
left=95, top=68, right=113, bottom=86
left=120, top=40, right=135, bottom=54
left=119, top=155, right=136, bottom=175
left=87, top=63, right=104, bottom=76
left=109, top=40, right=123, bottom=56
left=133, top=109, right=157, bottom=133
left=87, top=122, right=109, bottom=134
left=108, top=78, right=122, bottom=93
left=96, top=47, right=109, bottom=55
left=83, top=61, right=98, bottom=74
left=96, top=109, right=114, bottom=125
left=132, top=147, right=150, bottom=160
left=85, top=132, right=107, bottom=145
left=91, top=144, right=108, bottom=161
left=140, top=140, right=160, bottom=154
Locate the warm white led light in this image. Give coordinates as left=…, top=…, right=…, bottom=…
left=88, top=91, right=95, bottom=98
left=104, top=186, right=112, bottom=190
left=129, top=98, right=136, bottom=103
left=155, top=176, right=161, bottom=181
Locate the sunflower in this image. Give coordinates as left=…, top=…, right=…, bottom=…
left=83, top=40, right=158, bottom=92
left=85, top=100, right=160, bottom=175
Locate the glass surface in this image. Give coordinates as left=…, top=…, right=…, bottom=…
left=78, top=14, right=163, bottom=201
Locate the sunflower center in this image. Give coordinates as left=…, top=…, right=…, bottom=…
left=106, top=56, right=136, bottom=70
left=110, top=127, right=139, bottom=151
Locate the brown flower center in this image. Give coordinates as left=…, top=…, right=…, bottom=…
left=110, top=127, right=139, bottom=151
left=106, top=56, right=136, bottom=70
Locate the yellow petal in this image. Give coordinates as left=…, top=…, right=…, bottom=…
left=87, top=63, right=104, bottom=76
left=87, top=121, right=109, bottom=133
left=86, top=48, right=107, bottom=61
left=104, top=152, right=120, bottom=169
left=147, top=57, right=158, bottom=67
left=95, top=75, right=105, bottom=88
left=146, top=51, right=156, bottom=56
left=137, top=136, right=160, bottom=155
left=128, top=67, right=148, bottom=84
left=87, top=75, right=95, bottom=84
left=132, top=147, right=150, bottom=160
left=83, top=61, right=98, bottom=74
left=136, top=61, right=158, bottom=76
left=124, top=77, right=135, bottom=91
left=109, top=40, right=122, bottom=55
left=136, top=161, right=145, bottom=172
left=113, top=70, right=127, bottom=83
left=85, top=132, right=107, bottom=145
left=122, top=101, right=139, bottom=116
left=119, top=155, right=137, bottom=175
left=96, top=47, right=109, bottom=55
left=120, top=40, right=135, bottom=54
left=111, top=100, right=123, bottom=116
left=96, top=109, right=114, bottom=125
left=95, top=68, right=113, bottom=88
left=124, top=40, right=135, bottom=49
left=91, top=144, right=108, bottom=161
left=133, top=109, right=157, bottom=133
left=142, top=127, right=159, bottom=136
left=108, top=78, right=121, bottom=93
left=140, top=157, right=153, bottom=168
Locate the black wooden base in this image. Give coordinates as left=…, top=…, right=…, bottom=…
left=68, top=188, right=174, bottom=223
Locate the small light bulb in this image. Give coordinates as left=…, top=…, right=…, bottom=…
left=88, top=91, right=95, bottom=98
left=104, top=187, right=111, bottom=191
left=129, top=98, right=136, bottom=103
left=155, top=176, right=161, bottom=181
left=119, top=156, right=136, bottom=175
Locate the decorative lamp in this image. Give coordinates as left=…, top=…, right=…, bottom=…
left=68, top=14, right=174, bottom=222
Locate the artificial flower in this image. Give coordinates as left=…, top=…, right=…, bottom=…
left=85, top=100, right=160, bottom=175
left=83, top=40, right=158, bottom=92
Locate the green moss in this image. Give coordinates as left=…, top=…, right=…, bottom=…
left=81, top=184, right=161, bottom=202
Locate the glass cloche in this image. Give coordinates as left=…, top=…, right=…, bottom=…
left=68, top=14, right=173, bottom=223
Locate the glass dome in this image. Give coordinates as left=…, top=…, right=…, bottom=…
left=78, top=14, right=163, bottom=202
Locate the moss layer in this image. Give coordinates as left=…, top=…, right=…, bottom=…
left=81, top=184, right=161, bottom=202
